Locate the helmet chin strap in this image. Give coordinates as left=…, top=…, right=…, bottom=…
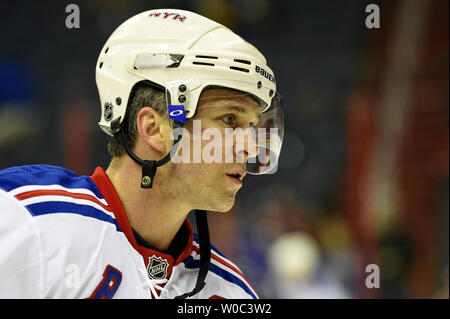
left=110, top=117, right=211, bottom=298
left=174, top=210, right=210, bottom=299
left=110, top=117, right=184, bottom=189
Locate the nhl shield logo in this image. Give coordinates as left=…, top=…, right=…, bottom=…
left=103, top=102, right=113, bottom=122
left=147, top=255, right=169, bottom=279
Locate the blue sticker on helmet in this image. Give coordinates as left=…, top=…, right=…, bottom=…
left=168, top=105, right=186, bottom=123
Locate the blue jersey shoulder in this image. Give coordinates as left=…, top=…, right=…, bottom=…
left=0, top=164, right=102, bottom=197
left=0, top=164, right=120, bottom=230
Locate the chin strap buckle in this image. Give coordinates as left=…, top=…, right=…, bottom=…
left=141, top=160, right=157, bottom=189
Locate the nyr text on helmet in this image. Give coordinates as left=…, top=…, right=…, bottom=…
left=148, top=11, right=187, bottom=22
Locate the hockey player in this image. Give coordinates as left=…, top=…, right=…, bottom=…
left=0, top=9, right=284, bottom=298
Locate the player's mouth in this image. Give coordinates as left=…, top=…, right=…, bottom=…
left=225, top=168, right=246, bottom=185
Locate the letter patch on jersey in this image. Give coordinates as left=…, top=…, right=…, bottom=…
left=88, top=265, right=122, bottom=299
left=147, top=255, right=169, bottom=279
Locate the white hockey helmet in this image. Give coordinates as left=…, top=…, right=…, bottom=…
left=96, top=9, right=284, bottom=175
left=94, top=9, right=284, bottom=298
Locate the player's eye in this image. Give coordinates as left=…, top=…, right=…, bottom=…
left=220, top=114, right=236, bottom=126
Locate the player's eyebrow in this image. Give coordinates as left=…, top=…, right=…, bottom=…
left=198, top=104, right=262, bottom=121
left=225, top=105, right=262, bottom=121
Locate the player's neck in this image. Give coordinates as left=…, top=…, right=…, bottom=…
left=106, top=156, right=190, bottom=252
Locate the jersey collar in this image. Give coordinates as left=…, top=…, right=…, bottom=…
left=90, top=166, right=194, bottom=278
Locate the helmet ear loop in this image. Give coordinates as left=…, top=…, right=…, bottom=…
left=111, top=117, right=184, bottom=188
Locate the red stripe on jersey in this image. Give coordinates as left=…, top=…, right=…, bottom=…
left=192, top=245, right=244, bottom=278
left=192, top=244, right=257, bottom=295
left=14, top=189, right=111, bottom=212
left=209, top=295, right=226, bottom=299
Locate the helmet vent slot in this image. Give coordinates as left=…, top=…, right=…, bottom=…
left=195, top=55, right=218, bottom=59
left=193, top=61, right=215, bottom=67
left=234, top=59, right=251, bottom=65
left=230, top=66, right=249, bottom=73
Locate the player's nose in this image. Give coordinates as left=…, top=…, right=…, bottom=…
left=233, top=129, right=259, bottom=162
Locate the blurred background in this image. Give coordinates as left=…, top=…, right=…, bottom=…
left=0, top=0, right=448, bottom=298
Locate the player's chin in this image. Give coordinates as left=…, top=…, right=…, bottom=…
left=215, top=204, right=235, bottom=213
left=208, top=195, right=236, bottom=213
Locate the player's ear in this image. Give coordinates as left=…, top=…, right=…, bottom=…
left=136, top=107, right=169, bottom=154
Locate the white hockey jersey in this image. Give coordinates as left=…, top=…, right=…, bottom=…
left=0, top=165, right=258, bottom=299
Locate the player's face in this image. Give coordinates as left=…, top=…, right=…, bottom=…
left=168, top=89, right=261, bottom=212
